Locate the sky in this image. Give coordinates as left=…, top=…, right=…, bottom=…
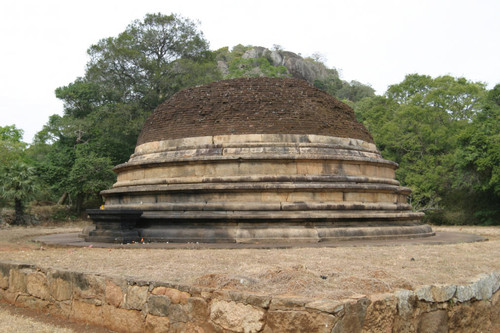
left=1, top=0, right=499, bottom=143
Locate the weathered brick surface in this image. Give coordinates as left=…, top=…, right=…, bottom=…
left=137, top=77, right=374, bottom=145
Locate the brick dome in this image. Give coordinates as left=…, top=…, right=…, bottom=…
left=86, top=77, right=431, bottom=244
left=137, top=77, right=374, bottom=145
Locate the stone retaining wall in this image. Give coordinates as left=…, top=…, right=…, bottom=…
left=0, top=261, right=498, bottom=332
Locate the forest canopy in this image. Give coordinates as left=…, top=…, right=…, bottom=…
left=0, top=13, right=498, bottom=225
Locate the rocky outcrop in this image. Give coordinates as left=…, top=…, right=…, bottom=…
left=1, top=261, right=499, bottom=332
left=240, top=46, right=332, bottom=83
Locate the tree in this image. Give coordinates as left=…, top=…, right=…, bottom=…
left=386, top=74, right=485, bottom=121
left=0, top=125, right=26, bottom=165
left=0, top=162, right=39, bottom=225
left=32, top=13, right=221, bottom=211
left=68, top=149, right=116, bottom=213
left=0, top=125, right=39, bottom=223
left=84, top=12, right=218, bottom=110
left=355, top=74, right=492, bottom=224
left=452, top=84, right=500, bottom=224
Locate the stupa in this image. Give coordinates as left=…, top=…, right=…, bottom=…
left=86, top=77, right=432, bottom=243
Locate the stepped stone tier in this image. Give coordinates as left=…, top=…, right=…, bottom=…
left=87, top=77, right=432, bottom=243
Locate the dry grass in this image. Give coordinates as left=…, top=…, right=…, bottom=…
left=0, top=301, right=114, bottom=333
left=0, top=224, right=499, bottom=300
left=0, top=305, right=74, bottom=333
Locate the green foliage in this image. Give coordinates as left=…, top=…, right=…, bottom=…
left=216, top=45, right=374, bottom=102
left=0, top=125, right=24, bottom=143
left=450, top=84, right=500, bottom=224
left=215, top=45, right=289, bottom=79
left=86, top=12, right=215, bottom=109
left=314, top=76, right=375, bottom=102
left=336, top=80, right=376, bottom=102
left=0, top=161, right=39, bottom=224
left=31, top=13, right=220, bottom=211
left=55, top=80, right=104, bottom=118
left=226, top=56, right=289, bottom=78
left=356, top=74, right=499, bottom=225
left=67, top=148, right=116, bottom=212
left=0, top=125, right=40, bottom=220
left=22, top=12, right=498, bottom=225
left=313, top=76, right=343, bottom=96
left=386, top=74, right=485, bottom=120
left=0, top=125, right=26, bottom=165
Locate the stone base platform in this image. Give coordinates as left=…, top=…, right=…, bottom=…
left=134, top=221, right=434, bottom=244
left=35, top=231, right=486, bottom=249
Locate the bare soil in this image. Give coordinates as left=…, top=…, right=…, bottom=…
left=0, top=223, right=499, bottom=300
left=0, top=301, right=114, bottom=333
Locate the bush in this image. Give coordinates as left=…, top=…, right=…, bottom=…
left=29, top=204, right=79, bottom=223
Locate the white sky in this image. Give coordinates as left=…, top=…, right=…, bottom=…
left=1, top=0, right=499, bottom=143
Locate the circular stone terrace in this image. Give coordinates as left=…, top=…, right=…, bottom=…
left=86, top=78, right=431, bottom=244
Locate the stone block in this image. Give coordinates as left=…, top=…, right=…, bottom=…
left=147, top=295, right=171, bottom=317
left=168, top=322, right=209, bottom=333
left=216, top=290, right=271, bottom=309
left=332, top=298, right=371, bottom=333
left=70, top=300, right=103, bottom=326
left=0, top=263, right=9, bottom=289
left=362, top=294, right=397, bottom=333
left=26, top=271, right=51, bottom=300
left=102, top=304, right=144, bottom=333
left=417, top=310, right=448, bottom=333
left=187, top=297, right=209, bottom=323
left=145, top=314, right=170, bottom=333
left=210, top=300, right=265, bottom=333
left=305, top=299, right=344, bottom=314
left=0, top=273, right=9, bottom=289
left=52, top=300, right=72, bottom=318
left=492, top=289, right=500, bottom=326
left=416, top=285, right=433, bottom=302
left=448, top=301, right=492, bottom=332
left=474, top=273, right=500, bottom=300
left=454, top=284, right=476, bottom=302
left=415, top=285, right=457, bottom=302
left=15, top=295, right=51, bottom=311
left=168, top=303, right=189, bottom=323
left=125, top=285, right=149, bottom=310
left=152, top=286, right=190, bottom=304
left=430, top=284, right=456, bottom=302
left=269, top=297, right=309, bottom=310
left=72, top=272, right=105, bottom=305
left=0, top=288, right=18, bottom=303
left=9, top=268, right=30, bottom=293
left=105, top=280, right=124, bottom=307
left=49, top=276, right=72, bottom=301
left=395, top=290, right=417, bottom=319
left=263, top=310, right=336, bottom=333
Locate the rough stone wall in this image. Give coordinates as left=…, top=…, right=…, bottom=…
left=137, top=78, right=374, bottom=145
left=0, top=261, right=498, bottom=332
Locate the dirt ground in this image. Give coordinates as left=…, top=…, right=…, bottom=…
left=0, top=222, right=498, bottom=332
left=0, top=223, right=499, bottom=301
left=0, top=301, right=114, bottom=333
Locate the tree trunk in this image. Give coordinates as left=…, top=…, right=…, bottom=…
left=14, top=198, right=25, bottom=225
left=76, top=193, right=85, bottom=213
left=57, top=192, right=68, bottom=205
